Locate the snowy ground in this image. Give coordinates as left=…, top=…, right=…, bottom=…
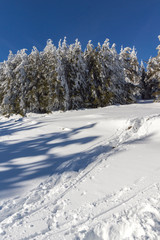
left=0, top=101, right=160, bottom=240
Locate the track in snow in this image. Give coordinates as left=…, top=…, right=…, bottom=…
left=0, top=105, right=160, bottom=239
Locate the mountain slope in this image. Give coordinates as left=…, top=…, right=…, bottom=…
left=0, top=101, right=160, bottom=240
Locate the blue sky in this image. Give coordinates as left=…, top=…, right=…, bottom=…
left=0, top=0, right=160, bottom=62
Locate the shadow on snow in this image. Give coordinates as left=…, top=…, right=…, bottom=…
left=0, top=119, right=101, bottom=195
left=0, top=117, right=154, bottom=197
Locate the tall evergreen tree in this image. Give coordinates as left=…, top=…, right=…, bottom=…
left=41, top=39, right=58, bottom=111
left=146, top=36, right=160, bottom=101
left=84, top=40, right=103, bottom=107
left=119, top=46, right=141, bottom=102
left=67, top=39, right=86, bottom=109
left=56, top=38, right=70, bottom=110
left=0, top=51, right=24, bottom=115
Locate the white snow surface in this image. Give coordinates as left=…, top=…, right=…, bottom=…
left=1, top=101, right=160, bottom=239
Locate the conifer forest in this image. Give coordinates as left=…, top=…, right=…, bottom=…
left=0, top=37, right=160, bottom=116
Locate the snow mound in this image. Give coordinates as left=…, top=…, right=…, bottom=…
left=110, top=113, right=160, bottom=148
left=84, top=188, right=160, bottom=240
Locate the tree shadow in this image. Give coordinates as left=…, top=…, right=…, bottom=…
left=0, top=118, right=42, bottom=137
left=0, top=119, right=102, bottom=196
left=0, top=117, right=155, bottom=199
left=123, top=133, right=155, bottom=145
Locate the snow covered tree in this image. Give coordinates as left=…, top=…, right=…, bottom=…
left=23, top=47, right=42, bottom=113
left=0, top=37, right=150, bottom=116
left=0, top=51, right=26, bottom=115
left=98, top=39, right=114, bottom=106
left=99, top=39, right=129, bottom=105
left=145, top=36, right=160, bottom=101
left=56, top=38, right=70, bottom=110
left=13, top=49, right=30, bottom=115
left=41, top=39, right=58, bottom=111
left=66, top=39, right=86, bottom=109
left=56, top=38, right=86, bottom=110
left=119, top=46, right=141, bottom=101
left=25, top=46, right=53, bottom=113
left=84, top=41, right=104, bottom=107
left=139, top=61, right=148, bottom=99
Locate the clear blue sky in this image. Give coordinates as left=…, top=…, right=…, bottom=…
left=0, top=0, right=160, bottom=62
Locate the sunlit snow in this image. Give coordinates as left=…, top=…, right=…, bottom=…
left=0, top=101, right=160, bottom=239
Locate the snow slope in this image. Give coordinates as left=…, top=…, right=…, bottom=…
left=0, top=101, right=160, bottom=239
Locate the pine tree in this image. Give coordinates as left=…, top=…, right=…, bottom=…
left=41, top=39, right=58, bottom=111
left=24, top=47, right=41, bottom=112
left=67, top=39, right=86, bottom=109
left=13, top=49, right=29, bottom=115
left=84, top=40, right=103, bottom=107
left=146, top=36, right=160, bottom=101
left=56, top=38, right=70, bottom=110
left=100, top=39, right=128, bottom=105
left=25, top=46, right=52, bottom=113
left=0, top=51, right=25, bottom=115
left=139, top=61, right=148, bottom=99
left=99, top=39, right=114, bottom=106
left=119, top=46, right=141, bottom=102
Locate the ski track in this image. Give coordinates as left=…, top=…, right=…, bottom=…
left=0, top=110, right=160, bottom=239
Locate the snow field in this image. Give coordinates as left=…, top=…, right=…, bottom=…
left=0, top=102, right=160, bottom=239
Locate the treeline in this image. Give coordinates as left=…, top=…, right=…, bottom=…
left=0, top=37, right=159, bottom=116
